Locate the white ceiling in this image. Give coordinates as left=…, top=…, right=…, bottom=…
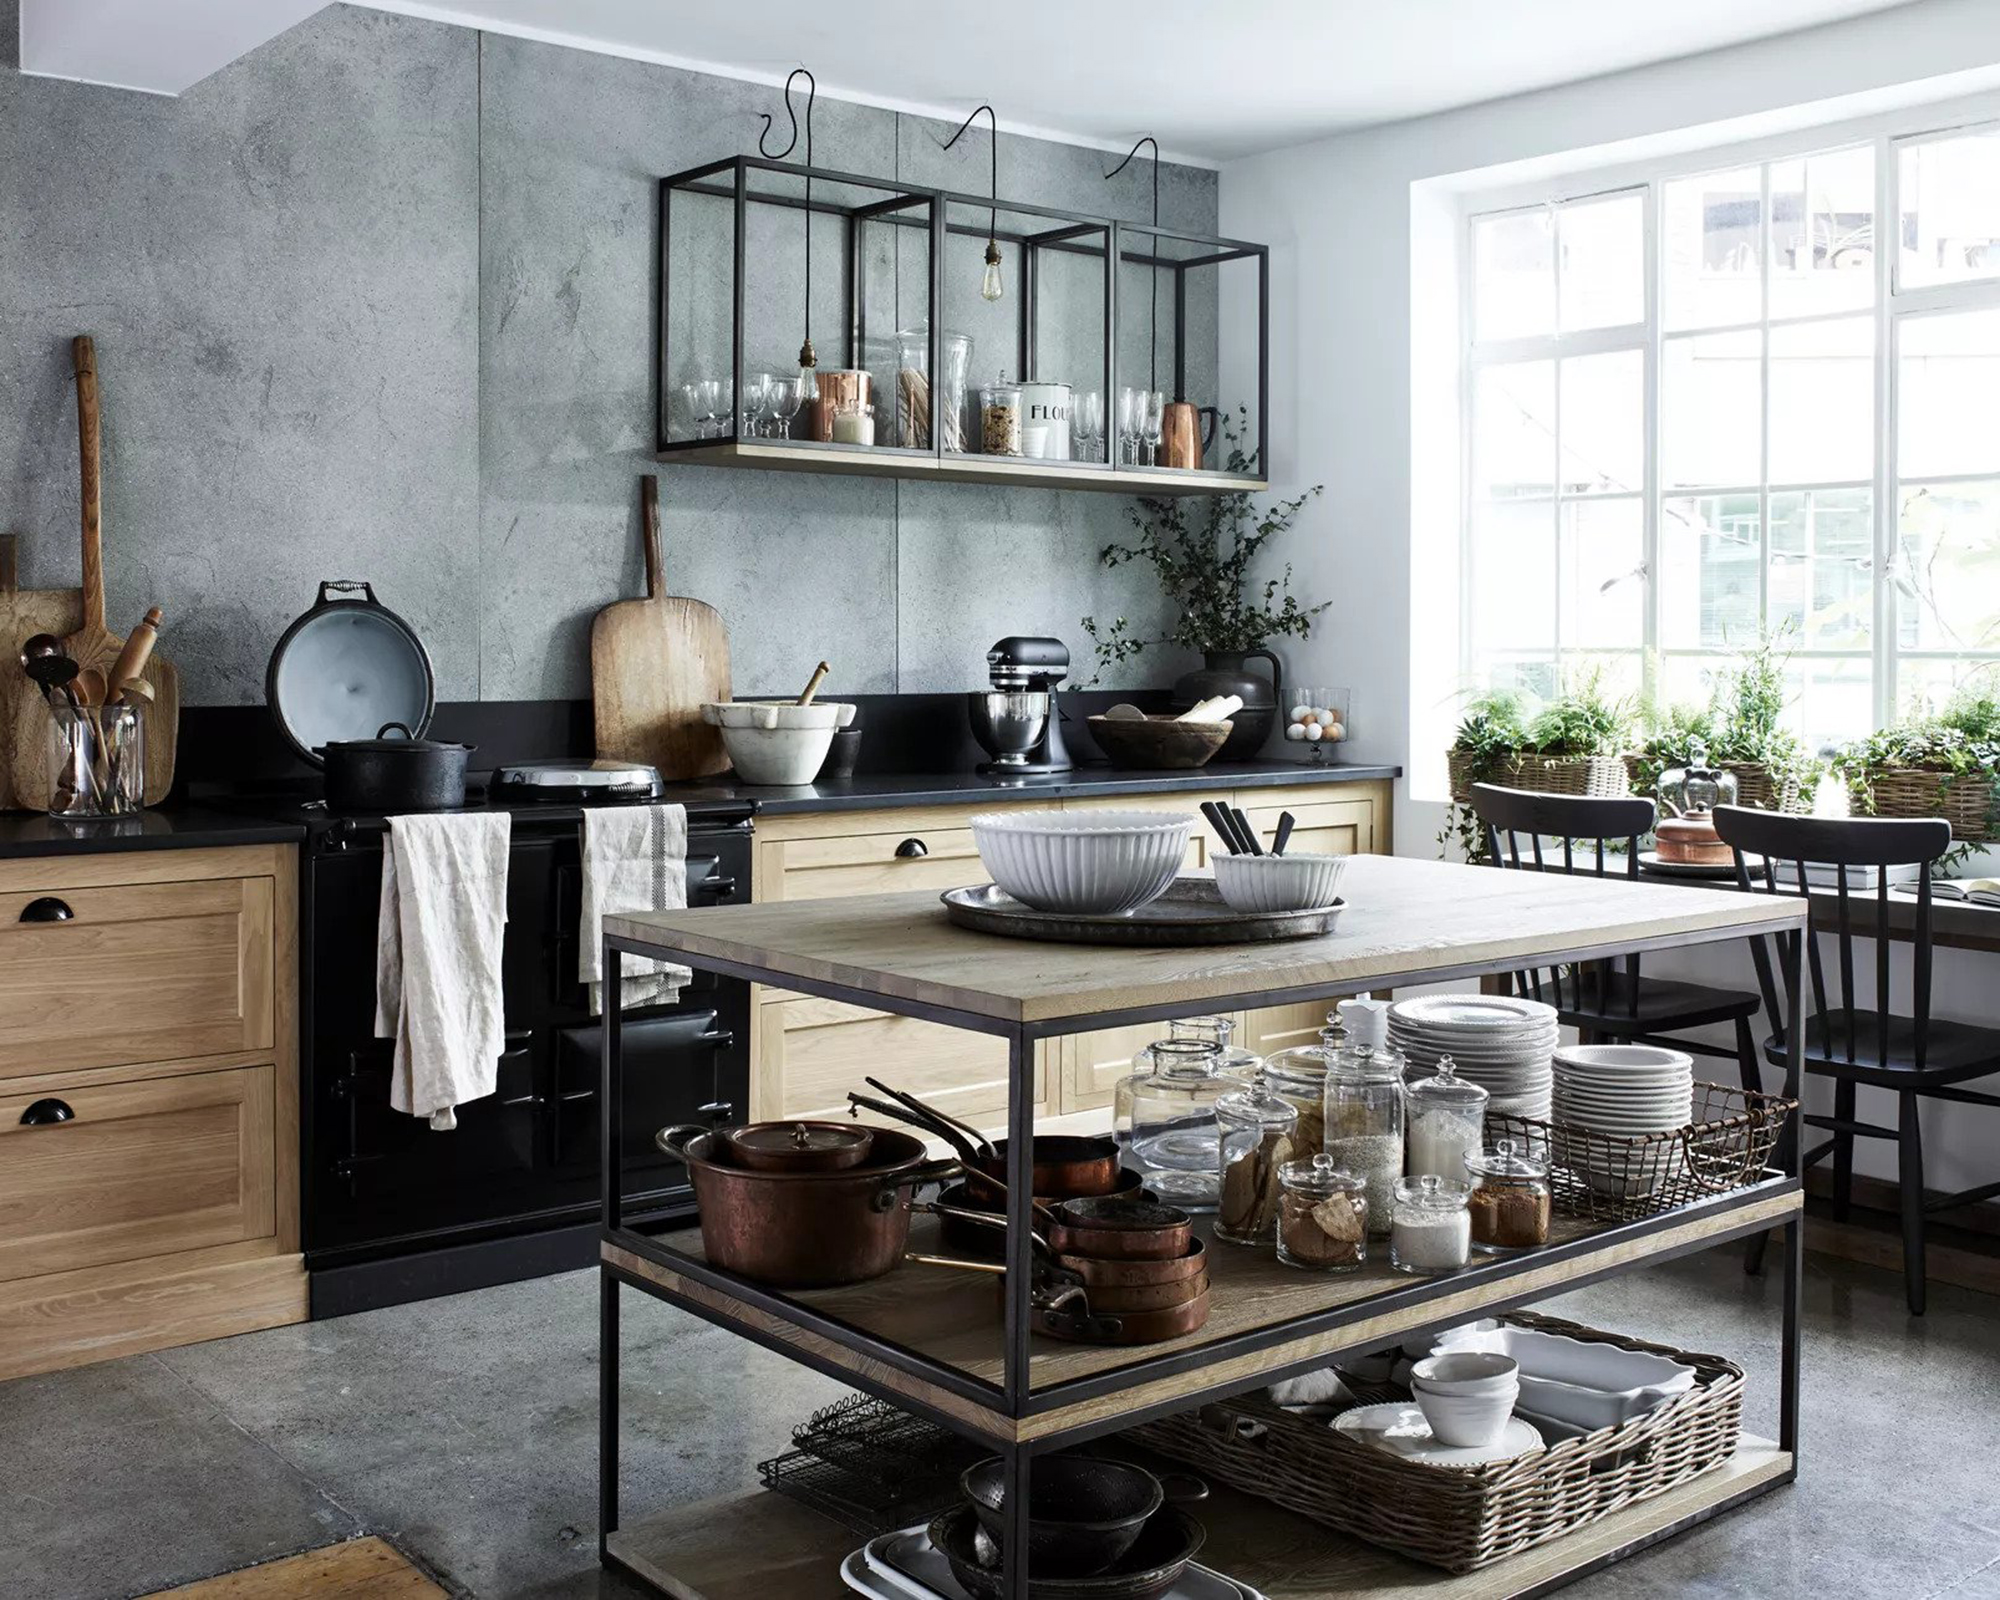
left=364, top=0, right=1921, bottom=161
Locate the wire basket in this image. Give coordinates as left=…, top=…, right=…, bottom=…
left=757, top=1393, right=985, bottom=1536
left=1485, top=1082, right=1797, bottom=1224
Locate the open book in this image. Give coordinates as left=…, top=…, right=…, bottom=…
left=1892, top=877, right=2000, bottom=906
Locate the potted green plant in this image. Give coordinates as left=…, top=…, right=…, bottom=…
left=1630, top=636, right=1820, bottom=813
left=1832, top=686, right=2000, bottom=843
left=1438, top=689, right=1533, bottom=861
left=1079, top=408, right=1328, bottom=759
left=1517, top=668, right=1634, bottom=796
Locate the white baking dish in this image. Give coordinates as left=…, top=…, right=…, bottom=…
left=1427, top=1323, right=1696, bottom=1430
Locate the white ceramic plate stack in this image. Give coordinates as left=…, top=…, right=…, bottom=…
left=1387, top=995, right=1559, bottom=1121
left=1550, top=1045, right=1695, bottom=1198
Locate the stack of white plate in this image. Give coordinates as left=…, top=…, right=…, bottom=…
left=1387, top=995, right=1558, bottom=1121
left=1550, top=1045, right=1694, bottom=1198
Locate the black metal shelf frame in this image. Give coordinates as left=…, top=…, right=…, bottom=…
left=653, top=154, right=1270, bottom=478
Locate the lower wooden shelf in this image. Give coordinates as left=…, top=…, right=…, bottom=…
left=606, top=1437, right=1790, bottom=1600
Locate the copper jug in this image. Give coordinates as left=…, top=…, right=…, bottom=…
left=1158, top=402, right=1220, bottom=470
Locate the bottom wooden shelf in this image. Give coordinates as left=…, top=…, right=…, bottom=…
left=606, top=1436, right=1790, bottom=1600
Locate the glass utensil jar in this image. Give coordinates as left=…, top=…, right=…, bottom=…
left=1277, top=1153, right=1368, bottom=1272
left=1325, top=1043, right=1408, bottom=1236
left=1113, top=1039, right=1232, bottom=1211
left=1390, top=1174, right=1472, bottom=1274
left=47, top=702, right=145, bottom=818
left=1214, top=1073, right=1299, bottom=1245
left=1405, top=1055, right=1489, bottom=1184
left=1466, top=1140, right=1553, bottom=1254
left=893, top=326, right=972, bottom=451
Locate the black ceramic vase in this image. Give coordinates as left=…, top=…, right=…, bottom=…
left=1172, top=649, right=1280, bottom=760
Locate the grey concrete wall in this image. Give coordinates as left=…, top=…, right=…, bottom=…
left=0, top=3, right=1220, bottom=704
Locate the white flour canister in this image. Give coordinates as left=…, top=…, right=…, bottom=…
left=1018, top=380, right=1073, bottom=460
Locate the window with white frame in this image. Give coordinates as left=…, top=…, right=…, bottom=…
left=1461, top=119, right=2000, bottom=751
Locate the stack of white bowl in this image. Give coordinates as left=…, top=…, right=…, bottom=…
left=1550, top=1045, right=1694, bottom=1197
left=1387, top=995, right=1557, bottom=1120
left=1408, top=1352, right=1520, bottom=1447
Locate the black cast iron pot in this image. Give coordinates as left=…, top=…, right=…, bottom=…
left=316, top=721, right=473, bottom=813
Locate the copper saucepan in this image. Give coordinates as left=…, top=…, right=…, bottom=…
left=849, top=1081, right=1122, bottom=1200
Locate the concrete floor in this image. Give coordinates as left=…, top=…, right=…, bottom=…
left=2, top=1243, right=1996, bottom=1600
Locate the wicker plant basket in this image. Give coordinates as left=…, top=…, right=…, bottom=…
left=1447, top=750, right=1526, bottom=805
left=1485, top=1082, right=1797, bottom=1226
left=1850, top=767, right=1999, bottom=842
left=1448, top=751, right=1628, bottom=804
left=1623, top=756, right=1811, bottom=814
left=1127, top=1312, right=1744, bottom=1574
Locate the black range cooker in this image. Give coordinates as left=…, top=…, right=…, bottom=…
left=288, top=777, right=753, bottom=1317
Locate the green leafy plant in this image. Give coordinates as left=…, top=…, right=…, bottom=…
left=1078, top=408, right=1327, bottom=681
left=1523, top=668, right=1633, bottom=757
left=1437, top=689, right=1536, bottom=861
left=1830, top=680, right=2000, bottom=862
left=1630, top=632, right=1821, bottom=810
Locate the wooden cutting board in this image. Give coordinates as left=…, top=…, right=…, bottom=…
left=0, top=533, right=84, bottom=811
left=7, top=337, right=180, bottom=809
left=592, top=476, right=731, bottom=780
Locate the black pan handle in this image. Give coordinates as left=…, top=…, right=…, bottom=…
left=20, top=897, right=74, bottom=923
left=317, top=580, right=379, bottom=606
left=694, top=875, right=739, bottom=901
left=20, top=1098, right=75, bottom=1126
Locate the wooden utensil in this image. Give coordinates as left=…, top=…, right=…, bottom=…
left=797, top=660, right=830, bottom=706
left=591, top=476, right=732, bottom=780
left=0, top=535, right=84, bottom=810
left=107, top=605, right=162, bottom=695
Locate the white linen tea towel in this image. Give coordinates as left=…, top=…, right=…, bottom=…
left=580, top=802, right=692, bottom=1015
left=374, top=811, right=512, bottom=1130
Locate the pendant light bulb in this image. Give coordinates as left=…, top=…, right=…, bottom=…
left=797, top=337, right=818, bottom=402
left=981, top=239, right=1004, bottom=303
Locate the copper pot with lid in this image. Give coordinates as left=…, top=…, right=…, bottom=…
left=723, top=1119, right=875, bottom=1173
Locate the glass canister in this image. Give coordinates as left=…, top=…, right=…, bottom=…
left=1113, top=1039, right=1232, bottom=1211
left=1277, top=1153, right=1368, bottom=1272
left=1466, top=1140, right=1553, bottom=1254
left=1018, top=379, right=1073, bottom=460
left=1405, top=1056, right=1490, bottom=1184
left=1324, top=1043, right=1408, bottom=1236
left=46, top=703, right=145, bottom=817
left=1137, top=1015, right=1262, bottom=1082
left=1389, top=1174, right=1473, bottom=1274
left=1262, top=1024, right=1339, bottom=1156
left=1214, top=1073, right=1300, bottom=1245
left=979, top=373, right=1023, bottom=456
left=893, top=326, right=972, bottom=451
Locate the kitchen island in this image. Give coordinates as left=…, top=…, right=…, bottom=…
left=596, top=853, right=1806, bottom=1599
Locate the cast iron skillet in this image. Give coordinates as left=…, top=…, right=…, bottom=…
left=928, top=1500, right=1206, bottom=1599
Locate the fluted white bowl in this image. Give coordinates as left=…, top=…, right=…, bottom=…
left=1212, top=851, right=1347, bottom=914
left=969, top=809, right=1190, bottom=915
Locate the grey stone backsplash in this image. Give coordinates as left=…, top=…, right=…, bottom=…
left=0, top=2, right=1221, bottom=706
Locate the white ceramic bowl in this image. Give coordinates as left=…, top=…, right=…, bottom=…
left=1410, top=1352, right=1520, bottom=1395
left=1413, top=1380, right=1519, bottom=1447
left=969, top=808, right=1190, bottom=915
left=1212, top=851, right=1347, bottom=914
left=701, top=700, right=857, bottom=786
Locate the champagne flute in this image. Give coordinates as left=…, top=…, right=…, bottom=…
left=1117, top=386, right=1143, bottom=465
left=1141, top=390, right=1165, bottom=467
left=1077, top=389, right=1105, bottom=463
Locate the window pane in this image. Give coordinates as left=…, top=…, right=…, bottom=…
left=1768, top=317, right=1873, bottom=485
left=1898, top=130, right=2000, bottom=289
left=1898, top=657, right=2000, bottom=719
left=1474, top=210, right=1554, bottom=341
left=1768, top=147, right=1876, bottom=320
left=1770, top=488, right=1872, bottom=649
left=1472, top=361, right=1555, bottom=498
left=1557, top=652, right=1644, bottom=705
left=1559, top=349, right=1643, bottom=494
left=1663, top=331, right=1760, bottom=490
left=1471, top=499, right=1556, bottom=654
left=1480, top=655, right=1560, bottom=703
left=1664, top=165, right=1762, bottom=331
left=1661, top=494, right=1761, bottom=649
left=1660, top=653, right=1733, bottom=711
left=1899, top=309, right=2000, bottom=480
left=1793, top=657, right=1873, bottom=752
left=1897, top=481, right=2000, bottom=654
left=1558, top=192, right=1643, bottom=332
left=1559, top=498, right=1644, bottom=650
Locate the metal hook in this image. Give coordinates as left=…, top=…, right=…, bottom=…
left=1106, top=136, right=1161, bottom=392
left=757, top=67, right=816, bottom=164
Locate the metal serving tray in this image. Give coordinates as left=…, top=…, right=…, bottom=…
left=940, top=878, right=1345, bottom=946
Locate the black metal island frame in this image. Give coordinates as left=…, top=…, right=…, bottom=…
left=594, top=854, right=1807, bottom=1599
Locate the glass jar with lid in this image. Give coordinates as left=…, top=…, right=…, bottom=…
left=1113, top=1038, right=1232, bottom=1211
left=1134, top=1015, right=1262, bottom=1082
left=1466, top=1139, right=1552, bottom=1254
left=1389, top=1174, right=1472, bottom=1274
left=1214, top=1073, right=1300, bottom=1245
left=979, top=372, right=1023, bottom=456
left=1276, top=1153, right=1368, bottom=1272
left=1261, top=1021, right=1342, bottom=1155
left=1405, top=1055, right=1489, bottom=1184
left=1324, top=1043, right=1407, bottom=1236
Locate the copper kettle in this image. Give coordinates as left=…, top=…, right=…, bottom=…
left=1158, top=402, right=1221, bottom=470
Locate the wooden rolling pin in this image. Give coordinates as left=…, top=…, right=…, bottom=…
left=107, top=607, right=162, bottom=700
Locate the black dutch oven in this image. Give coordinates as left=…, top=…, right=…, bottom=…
left=318, top=720, right=473, bottom=813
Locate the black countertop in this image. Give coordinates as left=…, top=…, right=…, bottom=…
left=0, top=803, right=306, bottom=860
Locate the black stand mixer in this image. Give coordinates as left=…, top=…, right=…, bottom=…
left=967, top=636, right=1073, bottom=775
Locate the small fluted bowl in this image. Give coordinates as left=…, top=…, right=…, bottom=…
left=969, top=808, right=1190, bottom=915
left=1213, top=851, right=1347, bottom=914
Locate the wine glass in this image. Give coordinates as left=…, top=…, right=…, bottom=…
left=674, top=383, right=702, bottom=442
left=1141, top=390, right=1165, bottom=467
left=738, top=373, right=771, bottom=440
left=1076, top=389, right=1105, bottom=463
left=1117, top=386, right=1144, bottom=465
left=765, top=375, right=803, bottom=440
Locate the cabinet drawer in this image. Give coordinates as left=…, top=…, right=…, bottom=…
left=761, top=992, right=1051, bottom=1128
left=764, top=828, right=990, bottom=902
left=0, top=876, right=276, bottom=1079
left=1061, top=794, right=1212, bottom=872
left=1237, top=798, right=1375, bottom=859
left=0, top=1066, right=276, bottom=1284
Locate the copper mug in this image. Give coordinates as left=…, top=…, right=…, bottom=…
left=1158, top=402, right=1220, bottom=470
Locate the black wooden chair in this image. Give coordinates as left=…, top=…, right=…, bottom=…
left=1713, top=805, right=2000, bottom=1315
left=1469, top=785, right=1767, bottom=1094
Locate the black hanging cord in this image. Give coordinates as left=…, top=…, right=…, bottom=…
left=940, top=104, right=1000, bottom=260
left=1106, top=136, right=1160, bottom=392
left=760, top=68, right=818, bottom=365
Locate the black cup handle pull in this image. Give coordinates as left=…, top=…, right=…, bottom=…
left=318, top=580, right=379, bottom=606
left=20, top=897, right=74, bottom=923
left=20, top=1098, right=75, bottom=1127
left=895, top=838, right=928, bottom=859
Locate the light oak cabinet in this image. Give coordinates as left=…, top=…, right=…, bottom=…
left=748, top=779, right=1391, bottom=1128
left=0, top=843, right=304, bottom=1381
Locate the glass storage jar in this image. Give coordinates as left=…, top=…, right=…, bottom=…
left=1405, top=1055, right=1489, bottom=1184
left=979, top=373, right=1023, bottom=456
left=1389, top=1174, right=1472, bottom=1274
left=1136, top=1015, right=1262, bottom=1082
left=1276, top=1153, right=1367, bottom=1272
left=893, top=325, right=972, bottom=451
left=1324, top=1043, right=1408, bottom=1236
left=1113, top=1038, right=1232, bottom=1211
left=1214, top=1073, right=1299, bottom=1245
left=1261, top=1022, right=1341, bottom=1155
left=1466, top=1139, right=1552, bottom=1254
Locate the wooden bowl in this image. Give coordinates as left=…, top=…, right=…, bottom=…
left=1087, top=714, right=1230, bottom=770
